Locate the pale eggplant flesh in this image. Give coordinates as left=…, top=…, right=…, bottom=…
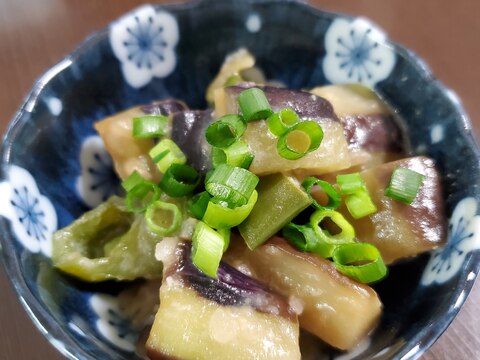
left=336, top=156, right=447, bottom=264
left=146, top=241, right=301, bottom=360
left=224, top=236, right=383, bottom=351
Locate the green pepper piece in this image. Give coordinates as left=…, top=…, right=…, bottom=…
left=238, top=174, right=312, bottom=250
left=52, top=196, right=165, bottom=282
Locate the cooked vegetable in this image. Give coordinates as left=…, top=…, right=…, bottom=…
left=94, top=100, right=187, bottom=182
left=205, top=114, right=246, bottom=148
left=170, top=110, right=214, bottom=173
left=224, top=237, right=382, bottom=350
left=385, top=167, right=426, bottom=204
left=52, top=196, right=163, bottom=281
left=336, top=156, right=446, bottom=264
left=159, top=163, right=200, bottom=197
left=277, top=121, right=324, bottom=160
left=310, top=208, right=355, bottom=246
left=125, top=178, right=161, bottom=213
left=145, top=200, right=182, bottom=236
left=132, top=115, right=168, bottom=139
left=205, top=164, right=258, bottom=207
left=211, top=140, right=254, bottom=169
left=267, top=108, right=300, bottom=137
left=206, top=48, right=256, bottom=103
left=302, top=176, right=341, bottom=210
left=192, top=221, right=227, bottom=277
left=238, top=173, right=312, bottom=249
left=203, top=190, right=258, bottom=229
left=149, top=139, right=186, bottom=173
left=215, top=85, right=351, bottom=175
left=147, top=241, right=301, bottom=360
left=332, top=242, right=388, bottom=284
left=310, top=84, right=405, bottom=170
left=237, top=87, right=273, bottom=121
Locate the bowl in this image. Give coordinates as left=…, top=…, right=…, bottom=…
left=1, top=0, right=479, bottom=359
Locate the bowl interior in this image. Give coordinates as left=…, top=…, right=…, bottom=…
left=1, top=1, right=479, bottom=359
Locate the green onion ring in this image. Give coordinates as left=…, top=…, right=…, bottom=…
left=277, top=121, right=323, bottom=160
left=302, top=176, right=341, bottom=210
left=332, top=242, right=388, bottom=284
left=310, top=208, right=355, bottom=245
left=145, top=200, right=182, bottom=236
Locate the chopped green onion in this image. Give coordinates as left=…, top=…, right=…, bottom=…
left=224, top=73, right=243, bottom=87
left=211, top=147, right=227, bottom=168
left=132, top=115, right=168, bottom=138
left=332, top=243, right=388, bottom=284
left=267, top=108, right=300, bottom=137
left=121, top=170, right=145, bottom=192
left=145, top=200, right=182, bottom=236
left=345, top=190, right=378, bottom=219
left=205, top=164, right=259, bottom=207
left=336, top=173, right=366, bottom=195
left=277, top=121, right=323, bottom=160
left=310, top=208, right=355, bottom=245
left=149, top=139, right=186, bottom=173
left=282, top=223, right=335, bottom=258
left=192, top=221, right=226, bottom=278
left=159, top=164, right=200, bottom=197
left=125, top=181, right=161, bottom=213
left=302, top=176, right=341, bottom=210
left=385, top=167, right=426, bottom=204
left=188, top=191, right=212, bottom=219
left=212, top=140, right=254, bottom=169
left=203, top=190, right=258, bottom=229
left=218, top=227, right=231, bottom=253
left=237, top=88, right=273, bottom=121
left=205, top=114, right=247, bottom=148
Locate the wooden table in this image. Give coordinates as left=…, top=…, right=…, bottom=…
left=0, top=1, right=479, bottom=359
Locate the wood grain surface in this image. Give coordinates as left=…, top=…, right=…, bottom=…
left=0, top=1, right=479, bottom=359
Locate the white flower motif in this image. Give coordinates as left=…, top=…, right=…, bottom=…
left=89, top=294, right=137, bottom=352
left=323, top=18, right=396, bottom=88
left=76, top=136, right=119, bottom=209
left=421, top=197, right=480, bottom=286
left=0, top=165, right=57, bottom=257
left=110, top=5, right=179, bottom=88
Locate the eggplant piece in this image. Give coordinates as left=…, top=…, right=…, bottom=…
left=94, top=100, right=187, bottom=182
left=215, top=85, right=351, bottom=175
left=147, top=241, right=301, bottom=360
left=337, top=156, right=446, bottom=264
left=170, top=110, right=214, bottom=173
left=311, top=84, right=405, bottom=171
left=224, top=237, right=382, bottom=351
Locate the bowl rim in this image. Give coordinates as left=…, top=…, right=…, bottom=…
left=0, top=0, right=479, bottom=359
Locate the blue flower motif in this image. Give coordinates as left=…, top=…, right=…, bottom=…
left=10, top=186, right=47, bottom=241
left=76, top=136, right=119, bottom=209
left=90, top=294, right=137, bottom=352
left=421, top=197, right=480, bottom=286
left=0, top=165, right=57, bottom=256
left=110, top=5, right=179, bottom=88
left=323, top=18, right=395, bottom=88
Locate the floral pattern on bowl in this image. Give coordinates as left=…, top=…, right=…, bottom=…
left=323, top=17, right=396, bottom=88
left=110, top=4, right=179, bottom=88
left=0, top=1, right=479, bottom=360
left=76, top=136, right=119, bottom=209
left=422, top=197, right=480, bottom=286
left=0, top=165, right=57, bottom=257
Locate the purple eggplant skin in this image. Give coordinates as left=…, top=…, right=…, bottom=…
left=224, top=84, right=340, bottom=122
left=170, top=110, right=214, bottom=173
left=165, top=241, right=294, bottom=319
left=341, top=114, right=405, bottom=153
left=141, top=99, right=188, bottom=116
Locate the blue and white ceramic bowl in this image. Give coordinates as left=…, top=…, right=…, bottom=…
left=1, top=0, right=479, bottom=359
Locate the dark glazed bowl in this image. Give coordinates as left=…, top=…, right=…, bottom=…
left=0, top=0, right=479, bottom=359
